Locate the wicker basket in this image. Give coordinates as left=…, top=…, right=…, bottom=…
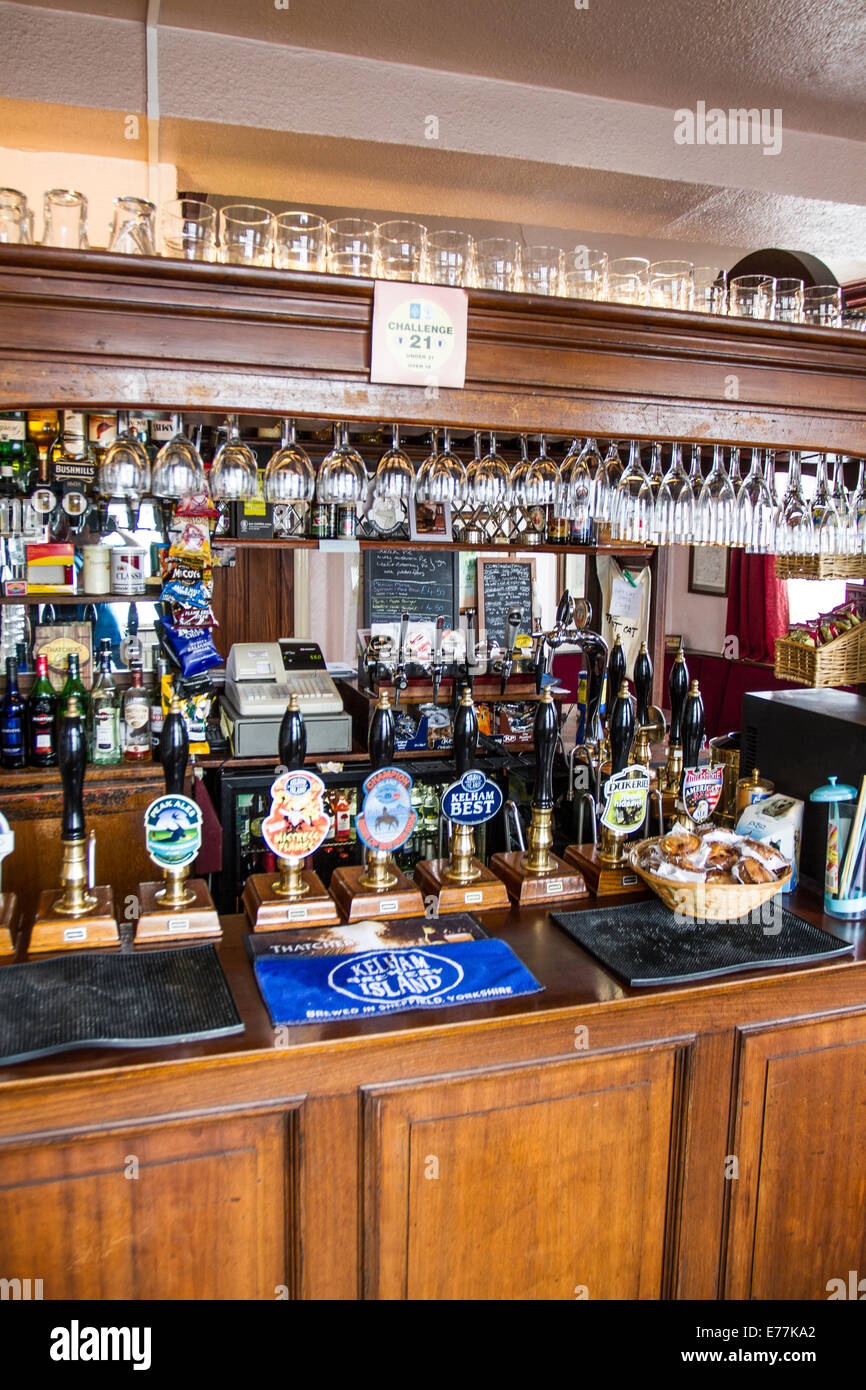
left=628, top=838, right=792, bottom=922
left=775, top=553, right=866, bottom=581
left=774, top=618, right=866, bottom=687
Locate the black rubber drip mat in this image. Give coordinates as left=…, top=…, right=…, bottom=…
left=0, top=944, right=244, bottom=1066
left=551, top=900, right=853, bottom=987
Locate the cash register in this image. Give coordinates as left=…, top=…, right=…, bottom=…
left=221, top=641, right=353, bottom=756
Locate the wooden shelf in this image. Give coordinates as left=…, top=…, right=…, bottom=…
left=212, top=536, right=654, bottom=558
left=0, top=590, right=161, bottom=606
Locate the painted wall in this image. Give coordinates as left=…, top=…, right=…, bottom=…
left=665, top=545, right=728, bottom=655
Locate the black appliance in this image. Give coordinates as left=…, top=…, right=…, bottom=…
left=740, top=689, right=866, bottom=882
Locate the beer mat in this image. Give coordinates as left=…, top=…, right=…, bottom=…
left=254, top=938, right=543, bottom=1025
left=551, top=902, right=853, bottom=987
left=0, top=945, right=244, bottom=1067
left=244, top=912, right=488, bottom=961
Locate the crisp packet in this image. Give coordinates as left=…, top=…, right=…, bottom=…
left=160, top=612, right=222, bottom=677
left=171, top=519, right=212, bottom=562
left=161, top=579, right=212, bottom=609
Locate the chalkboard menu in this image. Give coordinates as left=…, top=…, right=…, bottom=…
left=363, top=549, right=459, bottom=627
left=477, top=557, right=535, bottom=650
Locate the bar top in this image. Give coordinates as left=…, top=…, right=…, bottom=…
left=1, top=885, right=863, bottom=1088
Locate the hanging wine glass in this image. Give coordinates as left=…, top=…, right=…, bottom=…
left=209, top=416, right=260, bottom=501
left=263, top=418, right=315, bottom=502
left=372, top=423, right=415, bottom=502
left=98, top=411, right=150, bottom=499
left=467, top=431, right=511, bottom=508
left=851, top=459, right=866, bottom=555
left=656, top=441, right=695, bottom=545
left=811, top=452, right=841, bottom=556
left=566, top=438, right=594, bottom=542
left=151, top=414, right=205, bottom=498
left=414, top=428, right=439, bottom=504
left=523, top=434, right=561, bottom=506
left=737, top=448, right=774, bottom=553
left=776, top=450, right=814, bottom=556
left=318, top=423, right=368, bottom=504
left=696, top=444, right=736, bottom=547
left=510, top=435, right=532, bottom=505
left=612, top=440, right=652, bottom=543
left=424, top=428, right=467, bottom=505
left=727, top=446, right=744, bottom=500
left=598, top=442, right=624, bottom=527
left=831, top=454, right=858, bottom=556
left=641, top=441, right=665, bottom=542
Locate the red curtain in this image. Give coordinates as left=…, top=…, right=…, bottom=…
left=725, top=551, right=789, bottom=663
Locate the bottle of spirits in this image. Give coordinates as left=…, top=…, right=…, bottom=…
left=149, top=656, right=167, bottom=760
left=122, top=662, right=150, bottom=761
left=1, top=655, right=27, bottom=768
left=58, top=652, right=89, bottom=724
left=27, top=652, right=57, bottom=767
left=333, top=788, right=351, bottom=842
left=90, top=639, right=121, bottom=765
left=49, top=411, right=94, bottom=528
left=121, top=602, right=142, bottom=669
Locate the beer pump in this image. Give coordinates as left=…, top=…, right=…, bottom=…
left=330, top=690, right=425, bottom=920
left=29, top=697, right=119, bottom=953
left=661, top=643, right=689, bottom=792
left=565, top=679, right=652, bottom=895
left=414, top=687, right=509, bottom=912
left=677, top=678, right=724, bottom=828
left=630, top=641, right=666, bottom=773
left=242, top=694, right=340, bottom=929
left=0, top=811, right=20, bottom=955
left=497, top=607, right=523, bottom=695
left=431, top=615, right=445, bottom=706
left=490, top=687, right=587, bottom=905
left=135, top=691, right=221, bottom=942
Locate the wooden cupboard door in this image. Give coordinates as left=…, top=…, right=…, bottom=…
left=363, top=1042, right=687, bottom=1301
left=0, top=1110, right=295, bottom=1300
left=725, top=1012, right=866, bottom=1300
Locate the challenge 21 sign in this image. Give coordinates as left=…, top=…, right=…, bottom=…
left=370, top=282, right=468, bottom=389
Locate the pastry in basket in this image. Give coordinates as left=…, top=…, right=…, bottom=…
left=704, top=843, right=739, bottom=871
left=734, top=856, right=775, bottom=885
left=706, top=868, right=737, bottom=883
left=660, top=831, right=701, bottom=859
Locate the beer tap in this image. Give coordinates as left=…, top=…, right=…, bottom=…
left=271, top=693, right=308, bottom=901
left=498, top=606, right=523, bottom=695
left=598, top=680, right=636, bottom=868
left=29, top=696, right=119, bottom=950
left=662, top=642, right=689, bottom=792
left=431, top=614, right=445, bottom=706
left=679, top=678, right=706, bottom=828
left=393, top=610, right=409, bottom=709
left=463, top=607, right=477, bottom=698
left=631, top=640, right=666, bottom=770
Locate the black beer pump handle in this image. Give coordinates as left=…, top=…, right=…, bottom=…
left=278, top=693, right=307, bottom=771
left=634, top=642, right=652, bottom=728
left=609, top=680, right=635, bottom=776
left=160, top=693, right=189, bottom=795
left=668, top=647, right=689, bottom=744
left=368, top=690, right=395, bottom=770
left=681, top=679, right=705, bottom=771
left=532, top=688, right=559, bottom=811
left=582, top=632, right=608, bottom=746
left=607, top=635, right=626, bottom=707
left=59, top=698, right=86, bottom=841
left=453, top=686, right=478, bottom=777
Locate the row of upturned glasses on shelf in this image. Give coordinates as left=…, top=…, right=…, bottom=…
left=103, top=414, right=866, bottom=557
left=1, top=187, right=854, bottom=328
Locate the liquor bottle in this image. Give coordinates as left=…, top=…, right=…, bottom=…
left=15, top=641, right=29, bottom=674
left=58, top=652, right=89, bottom=724
left=39, top=602, right=57, bottom=626
left=27, top=652, right=57, bottom=767
left=90, top=639, right=121, bottom=765
left=150, top=656, right=167, bottom=759
left=122, top=663, right=150, bottom=761
left=333, top=788, right=351, bottom=843
left=0, top=411, right=37, bottom=492
left=1, top=655, right=27, bottom=768
left=247, top=790, right=269, bottom=871
left=121, top=603, right=142, bottom=669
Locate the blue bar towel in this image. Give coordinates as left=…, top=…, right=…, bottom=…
left=254, top=939, right=543, bottom=1025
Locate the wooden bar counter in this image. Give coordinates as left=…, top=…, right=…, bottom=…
left=1, top=890, right=864, bottom=1301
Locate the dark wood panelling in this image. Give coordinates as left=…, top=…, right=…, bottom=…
left=212, top=546, right=294, bottom=655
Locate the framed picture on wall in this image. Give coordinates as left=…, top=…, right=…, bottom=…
left=688, top=546, right=730, bottom=597
left=408, top=497, right=453, bottom=543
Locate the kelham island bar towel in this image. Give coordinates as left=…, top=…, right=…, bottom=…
left=254, top=938, right=543, bottom=1025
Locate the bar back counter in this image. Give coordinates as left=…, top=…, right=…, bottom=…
left=1, top=248, right=866, bottom=1300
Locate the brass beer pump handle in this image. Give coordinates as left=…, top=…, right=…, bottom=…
left=54, top=697, right=98, bottom=916
left=359, top=690, right=399, bottom=890
left=521, top=687, right=558, bottom=875
left=444, top=686, right=482, bottom=884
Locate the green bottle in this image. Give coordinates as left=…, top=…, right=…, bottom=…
left=0, top=411, right=37, bottom=492
left=58, top=653, right=89, bottom=729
